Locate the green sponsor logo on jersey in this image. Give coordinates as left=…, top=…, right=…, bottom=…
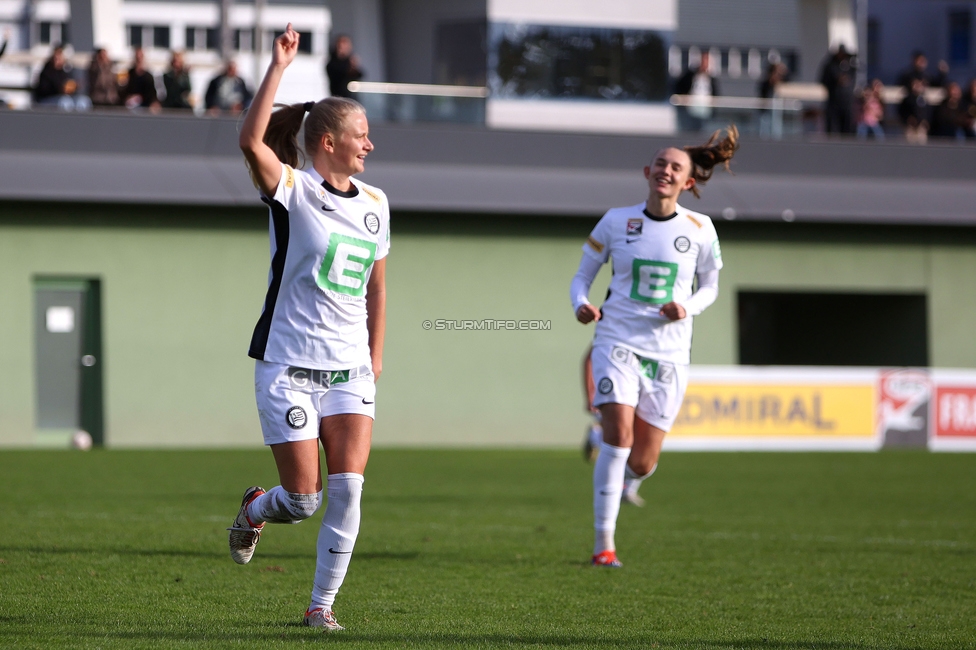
left=318, top=233, right=377, bottom=297
left=712, top=239, right=722, bottom=260
left=630, top=259, right=679, bottom=304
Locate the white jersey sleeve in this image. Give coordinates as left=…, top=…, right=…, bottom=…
left=696, top=217, right=723, bottom=274
left=583, top=212, right=613, bottom=264
left=269, top=163, right=305, bottom=211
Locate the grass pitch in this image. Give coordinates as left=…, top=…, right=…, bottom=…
left=0, top=449, right=973, bottom=649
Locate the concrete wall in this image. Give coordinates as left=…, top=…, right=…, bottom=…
left=2, top=207, right=976, bottom=449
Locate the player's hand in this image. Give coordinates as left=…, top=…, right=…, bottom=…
left=576, top=304, right=601, bottom=324
left=659, top=302, right=687, bottom=321
left=371, top=357, right=382, bottom=382
left=272, top=23, right=300, bottom=68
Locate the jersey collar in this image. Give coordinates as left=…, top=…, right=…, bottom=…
left=307, top=167, right=360, bottom=199
left=642, top=208, right=678, bottom=222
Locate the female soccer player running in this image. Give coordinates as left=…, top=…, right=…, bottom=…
left=571, top=127, right=738, bottom=567
left=227, top=25, right=389, bottom=631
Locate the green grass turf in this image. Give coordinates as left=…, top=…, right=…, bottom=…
left=0, top=450, right=974, bottom=649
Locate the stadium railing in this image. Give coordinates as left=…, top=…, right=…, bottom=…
left=347, top=81, right=488, bottom=126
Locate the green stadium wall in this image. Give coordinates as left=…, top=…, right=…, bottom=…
left=2, top=204, right=976, bottom=448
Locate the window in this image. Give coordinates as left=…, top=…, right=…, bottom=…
left=489, top=24, right=669, bottom=101
left=949, top=10, right=971, bottom=64
left=128, top=24, right=143, bottom=48
left=434, top=20, right=487, bottom=86
left=153, top=26, right=170, bottom=49
left=186, top=26, right=220, bottom=51
left=234, top=28, right=255, bottom=52
left=39, top=21, right=67, bottom=45
left=669, top=45, right=797, bottom=80
left=129, top=24, right=168, bottom=49
left=738, top=291, right=928, bottom=366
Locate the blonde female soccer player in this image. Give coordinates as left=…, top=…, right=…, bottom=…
left=571, top=127, right=738, bottom=567
left=226, top=24, right=389, bottom=631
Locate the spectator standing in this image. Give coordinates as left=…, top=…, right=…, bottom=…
left=205, top=60, right=252, bottom=115
left=897, top=51, right=929, bottom=90
left=674, top=51, right=719, bottom=131
left=758, top=62, right=788, bottom=138
left=87, top=48, right=119, bottom=107
left=962, top=79, right=976, bottom=138
left=899, top=78, right=930, bottom=144
left=930, top=82, right=970, bottom=139
left=819, top=45, right=856, bottom=134
left=759, top=62, right=788, bottom=99
left=122, top=48, right=160, bottom=110
left=856, top=79, right=886, bottom=140
left=929, top=60, right=950, bottom=88
left=33, top=45, right=91, bottom=111
left=162, top=51, right=193, bottom=110
left=326, top=35, right=363, bottom=98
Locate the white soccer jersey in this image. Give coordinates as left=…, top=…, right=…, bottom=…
left=248, top=163, right=390, bottom=370
left=584, top=202, right=722, bottom=364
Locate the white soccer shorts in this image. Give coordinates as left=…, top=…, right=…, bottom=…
left=590, top=344, right=689, bottom=432
left=255, top=360, right=376, bottom=445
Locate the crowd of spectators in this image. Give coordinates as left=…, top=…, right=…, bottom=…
left=24, top=44, right=253, bottom=115
left=818, top=48, right=976, bottom=143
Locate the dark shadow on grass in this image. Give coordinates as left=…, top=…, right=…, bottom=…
left=0, top=628, right=939, bottom=650
left=0, top=545, right=418, bottom=562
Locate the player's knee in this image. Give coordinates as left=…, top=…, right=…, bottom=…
left=630, top=459, right=658, bottom=478
left=284, top=490, right=322, bottom=521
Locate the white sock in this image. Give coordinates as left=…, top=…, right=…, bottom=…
left=623, top=462, right=657, bottom=496
left=310, top=473, right=364, bottom=611
left=247, top=486, right=322, bottom=525
left=593, top=442, right=630, bottom=555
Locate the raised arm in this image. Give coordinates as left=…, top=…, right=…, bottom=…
left=239, top=24, right=300, bottom=197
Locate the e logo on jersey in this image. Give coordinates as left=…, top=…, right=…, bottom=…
left=626, top=219, right=643, bottom=237
left=598, top=377, right=614, bottom=395
left=674, top=236, right=691, bottom=253
left=286, top=406, right=307, bottom=429
left=318, top=233, right=378, bottom=297
left=364, top=212, right=380, bottom=235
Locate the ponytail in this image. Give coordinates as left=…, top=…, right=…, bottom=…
left=683, top=125, right=739, bottom=198
left=260, top=97, right=367, bottom=169
left=263, top=103, right=307, bottom=168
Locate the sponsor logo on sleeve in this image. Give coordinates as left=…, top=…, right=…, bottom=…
left=364, top=212, right=380, bottom=234
left=586, top=236, right=605, bottom=253
left=712, top=239, right=722, bottom=259
left=285, top=406, right=307, bottom=429
left=284, top=166, right=295, bottom=189
left=598, top=377, right=614, bottom=395
left=674, top=236, right=691, bottom=253
left=361, top=186, right=382, bottom=204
